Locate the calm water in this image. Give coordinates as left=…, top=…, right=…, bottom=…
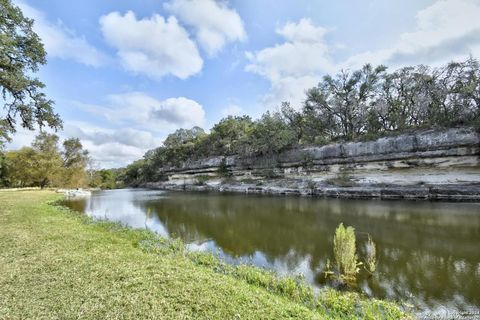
left=64, top=189, right=480, bottom=313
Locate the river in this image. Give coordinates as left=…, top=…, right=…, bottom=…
left=63, top=188, right=480, bottom=314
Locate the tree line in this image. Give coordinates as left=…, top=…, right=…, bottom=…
left=122, top=58, right=480, bottom=185
left=0, top=133, right=88, bottom=188
left=0, top=131, right=128, bottom=189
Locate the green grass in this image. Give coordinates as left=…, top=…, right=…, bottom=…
left=0, top=190, right=410, bottom=319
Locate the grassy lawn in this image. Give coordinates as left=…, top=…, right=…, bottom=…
left=0, top=190, right=409, bottom=319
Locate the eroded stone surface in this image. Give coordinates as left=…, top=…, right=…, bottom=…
left=145, top=127, right=480, bottom=201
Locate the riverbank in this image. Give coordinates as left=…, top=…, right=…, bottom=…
left=147, top=179, right=480, bottom=201
left=0, top=190, right=409, bottom=319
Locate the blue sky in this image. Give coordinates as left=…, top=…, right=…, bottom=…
left=7, top=0, right=480, bottom=167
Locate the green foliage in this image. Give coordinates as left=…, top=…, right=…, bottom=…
left=306, top=64, right=387, bottom=140
left=88, top=168, right=120, bottom=189
left=31, top=133, right=64, bottom=188
left=0, top=148, right=8, bottom=187
left=217, top=157, right=231, bottom=177
left=118, top=159, right=147, bottom=186
left=0, top=0, right=62, bottom=143
left=62, top=138, right=89, bottom=188
left=306, top=180, right=317, bottom=190
left=325, top=169, right=356, bottom=187
left=208, top=116, right=254, bottom=156
left=333, top=223, right=361, bottom=282
left=4, top=147, right=37, bottom=187
left=2, top=132, right=89, bottom=188
left=249, top=111, right=297, bottom=156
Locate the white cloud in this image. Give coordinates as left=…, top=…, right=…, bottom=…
left=100, top=11, right=203, bottom=79
left=63, top=122, right=163, bottom=168
left=74, top=92, right=205, bottom=134
left=97, top=92, right=205, bottom=130
left=221, top=104, right=243, bottom=117
left=64, top=92, right=205, bottom=167
left=165, top=0, right=246, bottom=56
left=74, top=93, right=206, bottom=166
left=345, top=0, right=480, bottom=68
left=16, top=1, right=107, bottom=66
left=247, top=2, right=480, bottom=109
left=4, top=127, right=38, bottom=151
left=246, top=18, right=334, bottom=109
left=5, top=123, right=161, bottom=168
left=151, top=97, right=205, bottom=127
left=63, top=122, right=162, bottom=149
left=82, top=141, right=146, bottom=168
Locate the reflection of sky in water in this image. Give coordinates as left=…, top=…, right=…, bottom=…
left=187, top=240, right=320, bottom=293
left=64, top=189, right=480, bottom=315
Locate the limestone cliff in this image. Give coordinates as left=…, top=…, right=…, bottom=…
left=145, top=127, right=480, bottom=201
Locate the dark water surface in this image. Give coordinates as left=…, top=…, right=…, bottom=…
left=64, top=189, right=480, bottom=313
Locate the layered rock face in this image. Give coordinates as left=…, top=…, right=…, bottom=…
left=146, top=127, right=480, bottom=200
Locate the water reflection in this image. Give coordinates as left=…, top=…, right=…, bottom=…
left=65, top=189, right=480, bottom=313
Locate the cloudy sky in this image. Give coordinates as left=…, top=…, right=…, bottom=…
left=7, top=0, right=480, bottom=168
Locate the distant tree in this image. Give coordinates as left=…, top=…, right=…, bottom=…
left=163, top=127, right=207, bottom=164
left=89, top=169, right=118, bottom=189
left=4, top=147, right=37, bottom=187
left=62, top=138, right=89, bottom=187
left=370, top=65, right=432, bottom=132
left=0, top=0, right=62, bottom=143
left=31, top=132, right=63, bottom=188
left=280, top=102, right=305, bottom=144
left=305, top=64, right=387, bottom=140
left=429, top=58, right=480, bottom=126
left=249, top=111, right=296, bottom=156
left=120, top=159, right=147, bottom=186
left=0, top=148, right=8, bottom=187
left=63, top=138, right=89, bottom=167
left=207, top=115, right=253, bottom=155
left=163, top=127, right=206, bottom=149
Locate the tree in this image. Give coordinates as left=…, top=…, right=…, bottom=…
left=163, top=127, right=206, bottom=149
left=207, top=115, right=253, bottom=155
left=4, top=147, right=37, bottom=187
left=305, top=64, right=386, bottom=140
left=370, top=65, right=432, bottom=132
left=429, top=58, right=480, bottom=126
left=0, top=148, right=8, bottom=187
left=31, top=132, right=63, bottom=188
left=88, top=169, right=118, bottom=189
left=280, top=102, right=305, bottom=144
left=163, top=127, right=207, bottom=164
left=249, top=111, right=296, bottom=156
left=0, top=0, right=62, bottom=143
left=120, top=159, right=147, bottom=186
left=62, top=138, right=89, bottom=187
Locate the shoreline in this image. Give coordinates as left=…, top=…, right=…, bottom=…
left=144, top=181, right=480, bottom=202
left=0, top=190, right=410, bottom=319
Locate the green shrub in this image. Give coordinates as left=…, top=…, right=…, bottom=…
left=194, top=175, right=212, bottom=185
left=325, top=169, right=355, bottom=187
left=217, top=158, right=231, bottom=177
left=306, top=180, right=317, bottom=190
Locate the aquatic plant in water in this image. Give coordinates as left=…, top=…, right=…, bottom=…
left=333, top=223, right=362, bottom=282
